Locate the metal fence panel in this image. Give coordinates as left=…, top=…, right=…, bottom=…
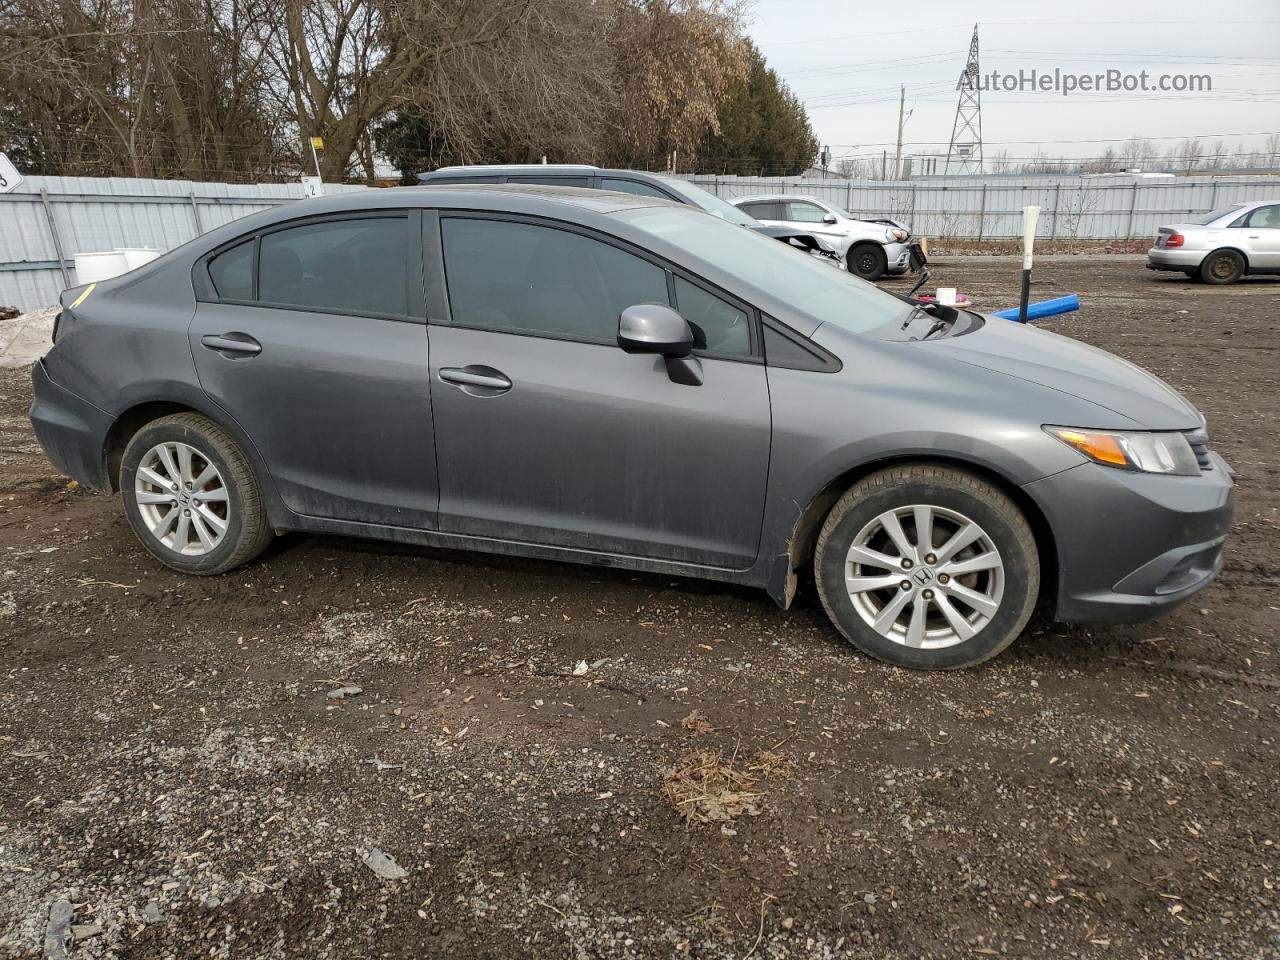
left=1, top=177, right=367, bottom=311
left=687, top=174, right=1280, bottom=245
left=5, top=173, right=1280, bottom=312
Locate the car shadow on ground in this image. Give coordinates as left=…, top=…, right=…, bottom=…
left=259, top=530, right=1149, bottom=668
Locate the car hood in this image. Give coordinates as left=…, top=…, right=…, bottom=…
left=925, top=314, right=1203, bottom=430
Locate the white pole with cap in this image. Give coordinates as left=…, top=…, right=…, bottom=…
left=1018, top=205, right=1041, bottom=324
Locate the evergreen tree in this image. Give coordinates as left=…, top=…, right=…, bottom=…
left=699, top=41, right=818, bottom=176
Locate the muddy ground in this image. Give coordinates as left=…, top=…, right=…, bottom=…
left=1, top=258, right=1277, bottom=959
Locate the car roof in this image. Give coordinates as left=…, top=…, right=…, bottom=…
left=417, top=165, right=676, bottom=183
left=309, top=183, right=669, bottom=217
left=731, top=194, right=828, bottom=204
left=429, top=164, right=601, bottom=174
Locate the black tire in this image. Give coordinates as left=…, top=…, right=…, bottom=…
left=1199, top=249, right=1245, bottom=285
left=814, top=464, right=1039, bottom=670
left=120, top=413, right=272, bottom=575
left=847, top=243, right=888, bottom=281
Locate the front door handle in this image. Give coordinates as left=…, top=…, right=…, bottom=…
left=439, top=365, right=512, bottom=397
left=201, top=332, right=262, bottom=357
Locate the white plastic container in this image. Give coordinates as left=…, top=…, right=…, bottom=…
left=117, top=247, right=161, bottom=270
left=73, top=251, right=129, bottom=285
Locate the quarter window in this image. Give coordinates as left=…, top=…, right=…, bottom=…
left=258, top=217, right=409, bottom=316
left=441, top=218, right=669, bottom=343
left=674, top=277, right=750, bottom=357
left=207, top=239, right=254, bottom=301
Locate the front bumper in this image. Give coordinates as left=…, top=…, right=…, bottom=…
left=29, top=359, right=114, bottom=492
left=884, top=241, right=914, bottom=275
left=1146, top=247, right=1204, bottom=271
left=1024, top=455, right=1234, bottom=623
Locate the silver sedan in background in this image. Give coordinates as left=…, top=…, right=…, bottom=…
left=1147, top=201, right=1280, bottom=284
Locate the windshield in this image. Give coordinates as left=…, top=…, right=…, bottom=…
left=1195, top=206, right=1246, bottom=225
left=621, top=207, right=911, bottom=334
left=653, top=176, right=761, bottom=227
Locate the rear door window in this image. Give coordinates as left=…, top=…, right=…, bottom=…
left=258, top=217, right=410, bottom=317
left=1242, top=205, right=1280, bottom=228
left=506, top=176, right=591, bottom=187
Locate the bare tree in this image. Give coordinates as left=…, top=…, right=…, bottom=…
left=607, top=0, right=748, bottom=170
left=0, top=0, right=285, bottom=179
left=1175, top=138, right=1204, bottom=175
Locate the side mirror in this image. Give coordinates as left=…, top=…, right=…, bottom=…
left=822, top=213, right=838, bottom=225
left=617, top=303, right=693, bottom=357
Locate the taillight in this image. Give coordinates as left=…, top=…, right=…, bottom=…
left=1165, top=232, right=1184, bottom=247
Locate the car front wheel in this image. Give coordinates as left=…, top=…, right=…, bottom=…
left=847, top=243, right=888, bottom=281
left=120, top=413, right=273, bottom=575
left=814, top=464, right=1039, bottom=669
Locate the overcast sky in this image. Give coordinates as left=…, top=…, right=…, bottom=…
left=745, top=0, right=1280, bottom=166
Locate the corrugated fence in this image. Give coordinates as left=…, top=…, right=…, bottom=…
left=1, top=176, right=366, bottom=312
left=688, top=174, right=1280, bottom=244
left=4, top=173, right=1280, bottom=311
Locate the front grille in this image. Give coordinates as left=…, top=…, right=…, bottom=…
left=1184, top=428, right=1212, bottom=471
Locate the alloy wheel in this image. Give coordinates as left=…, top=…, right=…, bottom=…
left=133, top=441, right=231, bottom=556
left=843, top=504, right=1004, bottom=649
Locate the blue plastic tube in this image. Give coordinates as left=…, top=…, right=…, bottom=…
left=992, top=294, right=1079, bottom=322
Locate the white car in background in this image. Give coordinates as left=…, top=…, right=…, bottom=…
left=1147, top=201, right=1280, bottom=284
left=731, top=194, right=920, bottom=280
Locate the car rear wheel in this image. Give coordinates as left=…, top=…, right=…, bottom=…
left=1199, top=249, right=1245, bottom=285
left=847, top=243, right=888, bottom=281
left=121, top=413, right=272, bottom=575
left=814, top=464, right=1039, bottom=669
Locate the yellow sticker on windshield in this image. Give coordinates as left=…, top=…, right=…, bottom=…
left=69, top=282, right=96, bottom=309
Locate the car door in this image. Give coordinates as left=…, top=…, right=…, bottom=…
left=424, top=212, right=771, bottom=569
left=190, top=211, right=438, bottom=528
left=1231, top=204, right=1280, bottom=268
left=782, top=201, right=847, bottom=245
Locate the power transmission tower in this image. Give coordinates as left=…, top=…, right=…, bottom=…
left=893, top=85, right=912, bottom=180
left=945, top=24, right=984, bottom=175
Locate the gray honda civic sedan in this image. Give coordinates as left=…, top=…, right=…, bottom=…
left=29, top=185, right=1234, bottom=669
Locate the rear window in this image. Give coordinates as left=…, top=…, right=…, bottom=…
left=1197, top=207, right=1245, bottom=225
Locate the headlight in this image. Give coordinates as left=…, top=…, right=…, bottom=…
left=1046, top=427, right=1200, bottom=476
left=887, top=228, right=908, bottom=242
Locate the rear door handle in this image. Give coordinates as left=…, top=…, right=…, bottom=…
left=439, top=365, right=512, bottom=396
left=201, top=332, right=262, bottom=357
